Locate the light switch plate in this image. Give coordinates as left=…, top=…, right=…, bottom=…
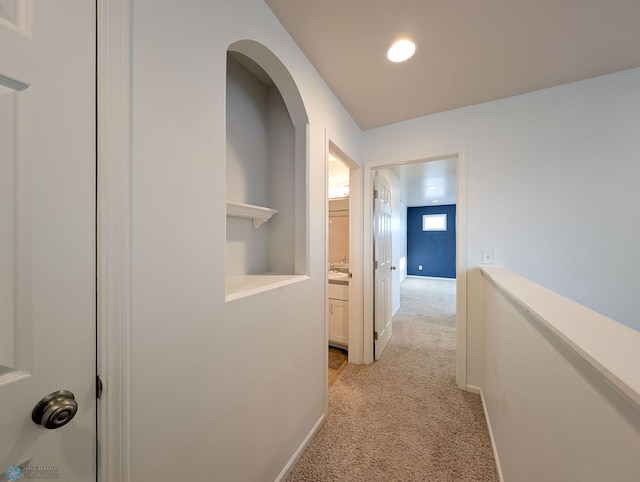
left=482, top=249, right=494, bottom=265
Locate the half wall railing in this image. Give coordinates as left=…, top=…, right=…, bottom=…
left=480, top=267, right=640, bottom=482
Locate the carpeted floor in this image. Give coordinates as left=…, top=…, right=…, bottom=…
left=287, top=277, right=499, bottom=482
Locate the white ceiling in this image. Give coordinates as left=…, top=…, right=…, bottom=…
left=390, top=158, right=457, bottom=207
left=268, top=0, right=640, bottom=207
left=265, top=0, right=640, bottom=131
left=329, top=151, right=457, bottom=207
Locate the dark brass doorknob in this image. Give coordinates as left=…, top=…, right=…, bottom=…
left=32, top=390, right=78, bottom=429
left=391, top=266, right=397, bottom=270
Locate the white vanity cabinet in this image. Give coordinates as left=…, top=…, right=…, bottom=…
left=328, top=282, right=349, bottom=348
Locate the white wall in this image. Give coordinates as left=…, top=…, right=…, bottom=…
left=129, top=0, right=361, bottom=480
left=482, top=271, right=640, bottom=482
left=363, top=68, right=640, bottom=387
left=122, top=1, right=640, bottom=474
left=226, top=55, right=270, bottom=275
left=267, top=85, right=296, bottom=273
left=398, top=201, right=408, bottom=284
left=226, top=54, right=297, bottom=276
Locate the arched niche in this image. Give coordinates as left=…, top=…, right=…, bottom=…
left=225, top=40, right=309, bottom=301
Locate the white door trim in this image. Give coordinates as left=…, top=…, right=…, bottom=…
left=325, top=131, right=364, bottom=365
left=97, top=0, right=132, bottom=480
left=362, top=148, right=468, bottom=390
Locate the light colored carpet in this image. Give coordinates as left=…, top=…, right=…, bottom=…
left=287, top=277, right=499, bottom=482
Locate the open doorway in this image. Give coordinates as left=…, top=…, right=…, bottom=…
left=325, top=136, right=364, bottom=379
left=363, top=151, right=468, bottom=389
left=327, top=149, right=350, bottom=384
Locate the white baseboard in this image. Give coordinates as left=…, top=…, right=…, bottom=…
left=275, top=412, right=326, bottom=482
left=478, top=388, right=505, bottom=482
left=465, top=384, right=481, bottom=394
left=406, top=275, right=456, bottom=281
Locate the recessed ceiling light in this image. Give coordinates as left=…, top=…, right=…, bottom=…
left=427, top=186, right=437, bottom=191
left=387, top=39, right=415, bottom=63
left=431, top=200, right=439, bottom=203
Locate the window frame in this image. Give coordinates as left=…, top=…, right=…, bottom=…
left=422, top=213, right=447, bottom=232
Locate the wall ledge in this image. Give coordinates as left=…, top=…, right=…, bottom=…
left=481, top=267, right=640, bottom=413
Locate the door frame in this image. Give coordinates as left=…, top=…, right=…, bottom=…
left=97, top=0, right=132, bottom=480
left=325, top=131, right=364, bottom=365
left=362, top=148, right=468, bottom=390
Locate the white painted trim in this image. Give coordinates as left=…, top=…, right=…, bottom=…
left=478, top=388, right=505, bottom=482
left=348, top=156, right=364, bottom=365
left=225, top=201, right=278, bottom=229
left=455, top=148, right=468, bottom=389
left=275, top=413, right=326, bottom=482
left=421, top=213, right=447, bottom=231
left=325, top=131, right=364, bottom=365
left=481, top=266, right=640, bottom=413
left=363, top=169, right=375, bottom=364
left=465, top=384, right=481, bottom=395
left=97, top=1, right=132, bottom=480
left=323, top=131, right=331, bottom=411
left=363, top=148, right=468, bottom=390
left=0, top=0, right=31, bottom=36
left=406, top=275, right=456, bottom=281
left=225, top=274, right=309, bottom=302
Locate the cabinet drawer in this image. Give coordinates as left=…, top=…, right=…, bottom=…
left=328, top=283, right=349, bottom=301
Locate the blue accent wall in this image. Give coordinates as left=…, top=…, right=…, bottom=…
left=407, top=205, right=456, bottom=278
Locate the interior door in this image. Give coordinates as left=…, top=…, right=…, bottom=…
left=0, top=1, right=96, bottom=480
left=373, top=172, right=393, bottom=359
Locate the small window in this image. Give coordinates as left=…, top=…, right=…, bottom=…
left=423, top=214, right=447, bottom=231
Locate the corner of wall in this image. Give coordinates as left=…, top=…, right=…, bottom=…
left=275, top=412, right=326, bottom=482
left=478, top=388, right=505, bottom=482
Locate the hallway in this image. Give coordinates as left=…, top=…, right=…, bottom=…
left=287, top=277, right=498, bottom=481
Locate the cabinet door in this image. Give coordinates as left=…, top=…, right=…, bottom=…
left=329, top=300, right=349, bottom=346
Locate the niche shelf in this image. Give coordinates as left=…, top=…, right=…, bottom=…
left=226, top=201, right=278, bottom=229
left=225, top=41, right=308, bottom=302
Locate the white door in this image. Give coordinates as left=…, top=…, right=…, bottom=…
left=373, top=172, right=394, bottom=359
left=0, top=1, right=96, bottom=480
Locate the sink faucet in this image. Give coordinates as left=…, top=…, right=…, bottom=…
left=340, top=256, right=347, bottom=264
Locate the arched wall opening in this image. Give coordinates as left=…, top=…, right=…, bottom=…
left=225, top=40, right=309, bottom=301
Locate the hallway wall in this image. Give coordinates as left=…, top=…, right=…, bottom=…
left=128, top=0, right=361, bottom=480
left=482, top=269, right=640, bottom=481
left=119, top=2, right=639, bottom=476
left=363, top=68, right=640, bottom=386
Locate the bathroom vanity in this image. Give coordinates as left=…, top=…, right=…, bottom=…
left=328, top=197, right=349, bottom=348
left=328, top=270, right=349, bottom=348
